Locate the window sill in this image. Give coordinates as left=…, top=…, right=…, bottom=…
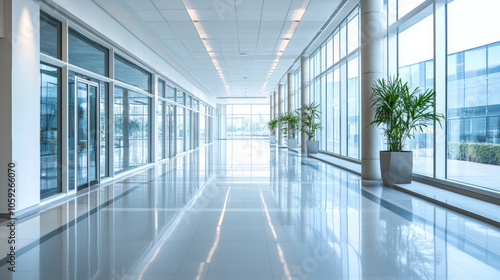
left=305, top=151, right=500, bottom=227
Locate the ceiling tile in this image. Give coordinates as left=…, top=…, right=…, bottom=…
left=236, top=9, right=263, bottom=21
left=159, top=9, right=191, bottom=21
left=151, top=0, right=186, bottom=9
left=136, top=10, right=164, bottom=22
left=125, top=0, right=156, bottom=10
left=261, top=9, right=288, bottom=21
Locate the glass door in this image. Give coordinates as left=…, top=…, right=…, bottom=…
left=168, top=105, right=175, bottom=157
left=76, top=78, right=99, bottom=190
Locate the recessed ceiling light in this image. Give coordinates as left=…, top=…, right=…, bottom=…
left=193, top=20, right=199, bottom=23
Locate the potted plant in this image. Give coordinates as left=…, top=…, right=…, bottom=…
left=370, top=75, right=444, bottom=187
left=278, top=111, right=300, bottom=148
left=300, top=102, right=322, bottom=154
left=267, top=118, right=279, bottom=144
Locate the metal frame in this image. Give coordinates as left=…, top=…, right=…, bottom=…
left=75, top=77, right=100, bottom=190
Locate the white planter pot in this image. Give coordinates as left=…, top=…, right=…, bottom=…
left=306, top=140, right=319, bottom=154
left=287, top=138, right=298, bottom=148
left=380, top=151, right=413, bottom=187
left=270, top=135, right=276, bottom=144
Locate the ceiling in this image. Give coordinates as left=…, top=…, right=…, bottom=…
left=108, top=0, right=342, bottom=98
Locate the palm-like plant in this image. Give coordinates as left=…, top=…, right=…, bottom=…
left=267, top=118, right=279, bottom=135
left=300, top=102, right=322, bottom=140
left=278, top=111, right=301, bottom=139
left=370, top=75, right=444, bottom=152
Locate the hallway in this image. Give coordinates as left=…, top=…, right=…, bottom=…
left=1, top=140, right=499, bottom=279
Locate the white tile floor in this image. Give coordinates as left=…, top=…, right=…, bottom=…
left=0, top=140, right=499, bottom=279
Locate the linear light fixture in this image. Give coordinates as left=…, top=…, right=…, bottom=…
left=184, top=3, right=231, bottom=96
left=261, top=8, right=306, bottom=93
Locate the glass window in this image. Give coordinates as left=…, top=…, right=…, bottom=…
left=100, top=82, right=109, bottom=178
left=114, top=87, right=150, bottom=173
left=158, top=101, right=165, bottom=160
left=40, top=12, right=61, bottom=59
left=327, top=72, right=334, bottom=152
left=321, top=45, right=326, bottom=72
left=333, top=68, right=341, bottom=154
left=447, top=0, right=500, bottom=190
left=398, top=14, right=434, bottom=175
left=177, top=107, right=184, bottom=153
left=167, top=84, right=176, bottom=102
left=347, top=57, right=359, bottom=159
left=347, top=14, right=359, bottom=54
left=68, top=29, right=108, bottom=76
left=327, top=38, right=333, bottom=69
left=398, top=0, right=425, bottom=20
left=340, top=24, right=347, bottom=59
left=114, top=55, right=151, bottom=93
left=177, top=91, right=185, bottom=105
left=40, top=63, right=61, bottom=198
left=186, top=109, right=191, bottom=150
left=158, top=79, right=166, bottom=98
left=334, top=31, right=340, bottom=64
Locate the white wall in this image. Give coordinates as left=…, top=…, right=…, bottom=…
left=0, top=0, right=41, bottom=214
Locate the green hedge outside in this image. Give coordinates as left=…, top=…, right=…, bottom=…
left=448, top=142, right=500, bottom=165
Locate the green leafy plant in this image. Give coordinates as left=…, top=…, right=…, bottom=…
left=300, top=102, right=322, bottom=140
left=370, top=75, right=444, bottom=152
left=267, top=118, right=279, bottom=135
left=278, top=111, right=301, bottom=139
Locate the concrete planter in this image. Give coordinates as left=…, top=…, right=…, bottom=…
left=380, top=151, right=413, bottom=187
left=270, top=135, right=276, bottom=144
left=287, top=138, right=298, bottom=148
left=307, top=140, right=319, bottom=154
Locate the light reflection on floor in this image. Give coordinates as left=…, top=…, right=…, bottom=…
left=0, top=140, right=499, bottom=279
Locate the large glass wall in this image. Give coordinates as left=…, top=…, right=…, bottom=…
left=398, top=15, right=434, bottom=175
left=68, top=29, right=108, bottom=77
left=40, top=63, right=61, bottom=199
left=177, top=107, right=184, bottom=153
left=114, top=87, right=150, bottom=173
left=387, top=0, right=500, bottom=193
left=39, top=7, right=215, bottom=199
left=225, top=104, right=270, bottom=138
left=446, top=0, right=500, bottom=190
left=309, top=9, right=360, bottom=160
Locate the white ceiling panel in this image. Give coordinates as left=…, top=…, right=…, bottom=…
left=261, top=9, right=289, bottom=21
left=125, top=0, right=155, bottom=10
left=151, top=0, right=185, bottom=9
left=112, top=0, right=341, bottom=97
left=263, top=0, right=292, bottom=9
left=236, top=10, right=263, bottom=21
left=136, top=10, right=165, bottom=22
left=159, top=9, right=191, bottom=21
left=235, top=0, right=264, bottom=10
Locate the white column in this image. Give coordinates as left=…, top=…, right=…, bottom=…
left=0, top=0, right=41, bottom=214
left=273, top=90, right=278, bottom=137
left=360, top=0, right=385, bottom=180
left=287, top=72, right=294, bottom=140
left=278, top=84, right=284, bottom=146
left=300, top=56, right=309, bottom=154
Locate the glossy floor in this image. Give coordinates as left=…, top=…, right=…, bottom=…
left=1, top=140, right=499, bottom=279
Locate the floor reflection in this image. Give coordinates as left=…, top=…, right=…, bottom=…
left=0, top=140, right=499, bottom=279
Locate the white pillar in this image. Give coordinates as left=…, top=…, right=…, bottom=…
left=278, top=84, right=284, bottom=146
left=300, top=56, right=309, bottom=154
left=0, top=0, right=41, bottom=215
left=287, top=72, right=294, bottom=140
left=273, top=90, right=278, bottom=138
left=360, top=0, right=385, bottom=180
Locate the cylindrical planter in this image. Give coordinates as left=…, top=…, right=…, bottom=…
left=288, top=138, right=298, bottom=148
left=306, top=140, right=319, bottom=154
left=379, top=151, right=413, bottom=187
